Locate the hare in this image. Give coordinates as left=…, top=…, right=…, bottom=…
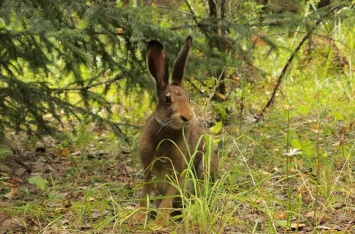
left=130, top=36, right=218, bottom=226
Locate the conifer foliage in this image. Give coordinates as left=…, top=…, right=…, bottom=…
left=0, top=0, right=150, bottom=141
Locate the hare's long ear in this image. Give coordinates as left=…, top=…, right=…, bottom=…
left=146, top=40, right=169, bottom=96
left=171, top=36, right=192, bottom=87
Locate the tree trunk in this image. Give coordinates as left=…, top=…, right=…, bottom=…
left=208, top=0, right=226, bottom=99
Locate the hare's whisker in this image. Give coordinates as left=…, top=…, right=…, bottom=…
left=157, top=118, right=172, bottom=133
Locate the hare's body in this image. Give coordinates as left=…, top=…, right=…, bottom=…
left=140, top=113, right=205, bottom=183
left=139, top=116, right=204, bottom=199
left=131, top=36, right=218, bottom=226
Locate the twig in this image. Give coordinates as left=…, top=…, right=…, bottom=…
left=183, top=0, right=200, bottom=26
left=51, top=74, right=123, bottom=92
left=207, top=68, right=226, bottom=103
left=259, top=4, right=344, bottom=119
left=185, top=78, right=206, bottom=96
left=266, top=30, right=355, bottom=53
left=258, top=18, right=323, bottom=120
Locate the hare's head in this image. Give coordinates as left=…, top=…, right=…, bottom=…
left=146, top=36, right=193, bottom=130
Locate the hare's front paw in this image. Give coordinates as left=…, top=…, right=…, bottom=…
left=128, top=212, right=147, bottom=226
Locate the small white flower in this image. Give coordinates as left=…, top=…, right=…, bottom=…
left=283, top=148, right=302, bottom=157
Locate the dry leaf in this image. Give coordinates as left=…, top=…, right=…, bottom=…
left=14, top=167, right=27, bottom=176
left=305, top=211, right=315, bottom=218
left=117, top=28, right=124, bottom=35
left=314, top=225, right=331, bottom=230
left=274, top=212, right=287, bottom=219
left=290, top=222, right=306, bottom=229
left=7, top=177, right=23, bottom=184
left=252, top=34, right=266, bottom=47
left=57, top=148, right=70, bottom=157
left=4, top=187, right=18, bottom=200
left=71, top=150, right=81, bottom=156
left=311, top=124, right=319, bottom=133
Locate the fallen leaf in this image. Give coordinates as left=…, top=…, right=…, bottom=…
left=91, top=209, right=101, bottom=220
left=71, top=150, right=81, bottom=156
left=57, top=148, right=70, bottom=157
left=14, top=167, right=27, bottom=176
left=290, top=222, right=306, bottom=230
left=314, top=225, right=331, bottom=230
left=2, top=182, right=16, bottom=187
left=4, top=187, right=18, bottom=199
left=274, top=212, right=287, bottom=219
left=305, top=211, right=315, bottom=218
left=311, top=124, right=319, bottom=133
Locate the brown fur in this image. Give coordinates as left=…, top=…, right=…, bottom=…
left=130, top=36, right=218, bottom=226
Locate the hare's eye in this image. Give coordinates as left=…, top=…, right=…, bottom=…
left=165, top=95, right=172, bottom=105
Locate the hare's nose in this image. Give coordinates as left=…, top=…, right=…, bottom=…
left=181, top=115, right=190, bottom=122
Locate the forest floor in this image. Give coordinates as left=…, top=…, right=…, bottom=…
left=1, top=119, right=354, bottom=233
